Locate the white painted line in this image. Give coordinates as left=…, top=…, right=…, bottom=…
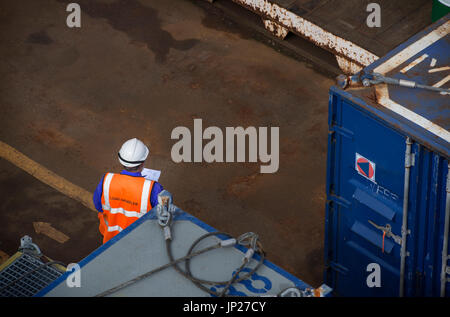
left=400, top=54, right=428, bottom=73
left=433, top=74, right=450, bottom=88
left=374, top=21, right=449, bottom=75
left=429, top=66, right=450, bottom=73
left=375, top=85, right=450, bottom=143
left=430, top=58, right=437, bottom=67
left=370, top=20, right=449, bottom=143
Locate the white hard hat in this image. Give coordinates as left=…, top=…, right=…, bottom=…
left=118, top=138, right=149, bottom=167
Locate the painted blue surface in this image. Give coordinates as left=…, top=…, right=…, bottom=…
left=352, top=16, right=449, bottom=158
left=36, top=206, right=310, bottom=297
left=324, top=18, right=449, bottom=297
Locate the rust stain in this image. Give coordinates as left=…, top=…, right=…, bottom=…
left=181, top=199, right=205, bottom=218
left=295, top=86, right=312, bottom=97
left=31, top=126, right=77, bottom=149
left=262, top=18, right=289, bottom=39
left=280, top=137, right=300, bottom=160
left=305, top=122, right=322, bottom=135
left=374, top=84, right=387, bottom=104
left=161, top=73, right=173, bottom=84
left=335, top=55, right=363, bottom=75
left=226, top=171, right=261, bottom=198
left=364, top=88, right=378, bottom=103
left=236, top=104, right=255, bottom=126
left=311, top=185, right=326, bottom=205
left=190, top=82, right=201, bottom=89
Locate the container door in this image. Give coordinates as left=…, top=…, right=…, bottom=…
left=325, top=94, right=408, bottom=296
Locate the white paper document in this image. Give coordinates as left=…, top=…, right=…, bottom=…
left=142, top=168, right=161, bottom=182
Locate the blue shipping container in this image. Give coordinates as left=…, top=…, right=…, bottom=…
left=324, top=16, right=449, bottom=297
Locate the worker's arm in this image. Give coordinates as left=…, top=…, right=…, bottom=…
left=149, top=182, right=164, bottom=208
left=93, top=175, right=105, bottom=213
left=93, top=175, right=107, bottom=235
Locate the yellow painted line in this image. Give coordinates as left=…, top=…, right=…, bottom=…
left=0, top=140, right=96, bottom=212
left=33, top=222, right=70, bottom=244
left=0, top=252, right=20, bottom=272
left=0, top=250, right=10, bottom=266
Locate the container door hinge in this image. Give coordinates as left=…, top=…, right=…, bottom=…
left=329, top=261, right=349, bottom=275
left=446, top=255, right=450, bottom=276
left=329, top=125, right=354, bottom=140
left=446, top=264, right=450, bottom=283
left=328, top=194, right=351, bottom=209
left=405, top=152, right=415, bottom=168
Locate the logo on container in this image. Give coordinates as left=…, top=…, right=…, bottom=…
left=355, top=153, right=376, bottom=183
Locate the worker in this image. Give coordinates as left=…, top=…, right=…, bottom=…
left=93, top=138, right=163, bottom=244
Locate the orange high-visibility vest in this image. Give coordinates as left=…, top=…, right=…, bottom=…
left=99, top=173, right=154, bottom=244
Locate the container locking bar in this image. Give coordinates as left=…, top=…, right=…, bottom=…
left=400, top=137, right=413, bottom=297
left=368, top=220, right=402, bottom=246
left=441, top=163, right=450, bottom=296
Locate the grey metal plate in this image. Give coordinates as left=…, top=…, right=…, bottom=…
left=39, top=209, right=309, bottom=297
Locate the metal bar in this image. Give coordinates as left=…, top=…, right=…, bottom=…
left=400, top=137, right=413, bottom=297
left=229, top=0, right=379, bottom=68
left=440, top=163, right=450, bottom=297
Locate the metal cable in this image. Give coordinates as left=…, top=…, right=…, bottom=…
left=165, top=237, right=222, bottom=296
left=95, top=238, right=221, bottom=297
left=173, top=231, right=265, bottom=297
left=95, top=213, right=265, bottom=297
left=184, top=232, right=265, bottom=286
left=218, top=260, right=248, bottom=297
